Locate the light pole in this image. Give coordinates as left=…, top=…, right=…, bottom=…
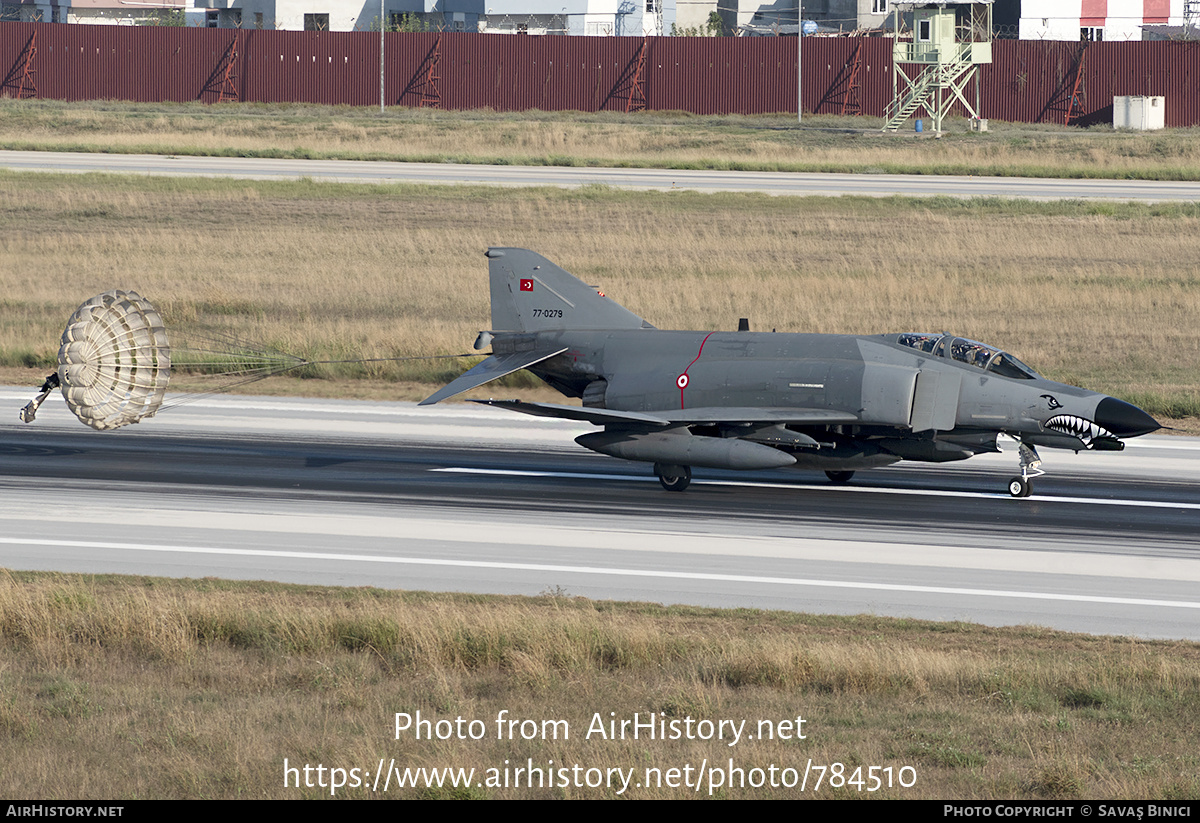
left=380, top=0, right=385, bottom=113
left=796, top=0, right=802, bottom=123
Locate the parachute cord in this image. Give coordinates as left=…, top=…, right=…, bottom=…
left=155, top=353, right=482, bottom=410
left=156, top=363, right=310, bottom=410
left=301, top=354, right=480, bottom=367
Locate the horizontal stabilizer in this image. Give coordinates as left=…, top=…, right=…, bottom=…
left=418, top=348, right=567, bottom=406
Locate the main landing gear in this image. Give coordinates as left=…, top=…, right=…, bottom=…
left=1007, top=442, right=1044, bottom=498
left=654, top=463, right=691, bottom=492
left=825, top=470, right=855, bottom=484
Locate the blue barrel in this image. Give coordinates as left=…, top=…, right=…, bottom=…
left=915, top=119, right=923, bottom=133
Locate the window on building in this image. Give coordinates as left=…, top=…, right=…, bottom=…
left=871, top=0, right=887, bottom=14
left=255, top=12, right=264, bottom=28
left=1080, top=26, right=1103, bottom=41
left=918, top=18, right=931, bottom=40
left=226, top=9, right=241, bottom=27
left=206, top=9, right=219, bottom=27
left=304, top=13, right=330, bottom=30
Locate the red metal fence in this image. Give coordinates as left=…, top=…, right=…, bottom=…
left=3, top=21, right=1199, bottom=126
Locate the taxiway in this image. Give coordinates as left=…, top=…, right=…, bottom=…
left=3, top=150, right=1199, bottom=202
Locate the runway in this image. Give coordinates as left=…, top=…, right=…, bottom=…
left=3, top=388, right=1198, bottom=640
left=3, top=150, right=1199, bottom=202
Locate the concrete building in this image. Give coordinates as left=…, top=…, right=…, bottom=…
left=725, top=0, right=1194, bottom=40
left=184, top=0, right=673, bottom=32
left=1, top=0, right=185, bottom=24
left=709, top=0, right=888, bottom=37
left=190, top=0, right=373, bottom=29
left=475, top=0, right=675, bottom=36
left=0, top=0, right=673, bottom=29
left=1017, top=0, right=1192, bottom=41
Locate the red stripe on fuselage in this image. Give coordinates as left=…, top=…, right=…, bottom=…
left=679, top=332, right=714, bottom=409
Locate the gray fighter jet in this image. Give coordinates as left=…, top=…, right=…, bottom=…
left=421, top=248, right=1160, bottom=497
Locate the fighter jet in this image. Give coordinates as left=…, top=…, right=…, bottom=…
left=421, top=248, right=1160, bottom=497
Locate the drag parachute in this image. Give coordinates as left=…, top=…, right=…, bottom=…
left=58, top=290, right=171, bottom=431
left=20, top=290, right=306, bottom=430
left=19, top=290, right=470, bottom=430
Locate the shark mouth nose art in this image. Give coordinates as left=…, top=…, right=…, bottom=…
left=1044, top=415, right=1117, bottom=447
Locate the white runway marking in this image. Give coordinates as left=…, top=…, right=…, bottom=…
left=3, top=536, right=1198, bottom=611
left=432, top=467, right=1200, bottom=510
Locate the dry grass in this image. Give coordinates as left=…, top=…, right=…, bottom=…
left=4, top=99, right=1200, bottom=180
left=2, top=570, right=1198, bottom=799
left=2, top=171, right=1198, bottom=417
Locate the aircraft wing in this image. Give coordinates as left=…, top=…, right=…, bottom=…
left=470, top=400, right=858, bottom=427
left=418, top=348, right=568, bottom=405
left=469, top=400, right=672, bottom=427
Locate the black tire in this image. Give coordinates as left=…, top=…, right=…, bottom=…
left=1008, top=477, right=1031, bottom=498
left=655, top=464, right=691, bottom=492
left=825, top=470, right=855, bottom=484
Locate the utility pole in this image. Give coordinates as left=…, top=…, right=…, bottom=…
left=380, top=0, right=385, bottom=113
left=796, top=0, right=803, bottom=123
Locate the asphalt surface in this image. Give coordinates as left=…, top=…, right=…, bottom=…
left=3, top=150, right=1200, bottom=202
left=3, top=389, right=1198, bottom=640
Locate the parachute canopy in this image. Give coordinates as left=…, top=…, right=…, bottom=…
left=25, top=290, right=467, bottom=431
left=58, top=290, right=171, bottom=431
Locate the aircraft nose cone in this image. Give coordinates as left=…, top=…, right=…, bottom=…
left=1095, top=397, right=1161, bottom=438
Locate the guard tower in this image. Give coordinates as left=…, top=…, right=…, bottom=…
left=883, top=0, right=992, bottom=133
left=1186, top=0, right=1200, bottom=35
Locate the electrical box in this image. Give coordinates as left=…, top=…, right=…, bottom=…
left=1113, top=96, right=1165, bottom=131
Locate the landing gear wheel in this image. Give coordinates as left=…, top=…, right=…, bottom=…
left=1010, top=441, right=1043, bottom=498
left=654, top=463, right=691, bottom=492
left=825, top=470, right=855, bottom=484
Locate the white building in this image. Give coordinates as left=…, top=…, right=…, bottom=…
left=1018, top=0, right=1192, bottom=40
left=0, top=0, right=186, bottom=24
left=684, top=0, right=888, bottom=37
left=719, top=0, right=1195, bottom=40
left=190, top=0, right=405, bottom=30
left=185, top=0, right=673, bottom=32
left=477, top=0, right=675, bottom=36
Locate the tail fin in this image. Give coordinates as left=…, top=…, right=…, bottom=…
left=487, top=248, right=654, bottom=332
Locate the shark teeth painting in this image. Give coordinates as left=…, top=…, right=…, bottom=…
left=1044, top=414, right=1117, bottom=448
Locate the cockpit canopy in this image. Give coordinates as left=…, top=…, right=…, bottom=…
left=895, top=333, right=1041, bottom=380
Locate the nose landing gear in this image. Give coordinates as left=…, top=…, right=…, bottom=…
left=1008, top=442, right=1044, bottom=498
